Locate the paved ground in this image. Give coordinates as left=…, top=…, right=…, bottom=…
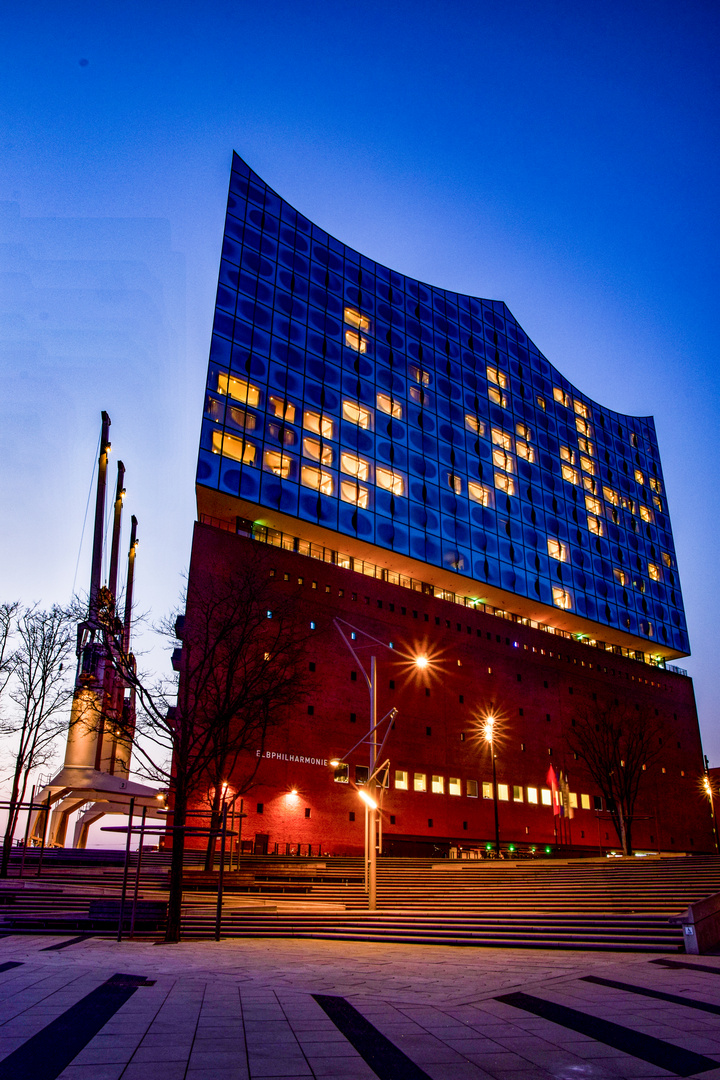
left=0, top=935, right=719, bottom=1080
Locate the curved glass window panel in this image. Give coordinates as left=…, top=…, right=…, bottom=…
left=635, top=469, right=645, bottom=485
left=653, top=495, right=663, bottom=511
left=213, top=430, right=256, bottom=464
left=587, top=514, right=603, bottom=535
left=409, top=366, right=430, bottom=385
left=340, top=452, right=369, bottom=481
left=516, top=440, right=535, bottom=463
left=495, top=472, right=515, bottom=495
left=340, top=479, right=369, bottom=508
left=267, top=422, right=296, bottom=445
left=516, top=422, right=532, bottom=440
left=269, top=396, right=296, bottom=423
left=345, top=329, right=367, bottom=353
left=228, top=406, right=256, bottom=430
left=585, top=495, right=602, bottom=515
left=648, top=563, right=661, bottom=581
left=554, top=387, right=571, bottom=408
left=263, top=450, right=291, bottom=478
left=583, top=475, right=598, bottom=494
left=301, top=465, right=333, bottom=495
left=303, top=410, right=334, bottom=439
left=409, top=385, right=431, bottom=405
left=488, top=386, right=508, bottom=408
left=344, top=307, right=370, bottom=331
left=492, top=428, right=513, bottom=450
left=547, top=538, right=567, bottom=562
left=536, top=395, right=546, bottom=410
left=553, top=587, right=572, bottom=610
left=580, top=455, right=595, bottom=475
left=561, top=464, right=579, bottom=485
left=377, top=393, right=402, bottom=418
left=492, top=448, right=515, bottom=472
left=614, top=567, right=626, bottom=586
left=468, top=481, right=494, bottom=506
left=650, top=477, right=662, bottom=493
left=573, top=399, right=590, bottom=418
left=487, top=365, right=508, bottom=389
left=640, top=504, right=653, bottom=522
left=661, top=551, right=672, bottom=567
left=603, top=486, right=619, bottom=505
left=218, top=373, right=261, bottom=407
left=377, top=468, right=405, bottom=496
left=578, top=437, right=594, bottom=457
left=303, top=437, right=333, bottom=465
left=560, top=445, right=575, bottom=463
left=575, top=416, right=592, bottom=436
left=465, top=414, right=485, bottom=435
left=342, top=400, right=373, bottom=429
left=448, top=473, right=462, bottom=494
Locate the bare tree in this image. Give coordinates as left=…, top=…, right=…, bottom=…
left=97, top=544, right=313, bottom=942
left=566, top=698, right=665, bottom=855
left=0, top=603, right=19, bottom=709
left=0, top=605, right=74, bottom=876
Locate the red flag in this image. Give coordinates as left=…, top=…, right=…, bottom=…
left=547, top=765, right=560, bottom=815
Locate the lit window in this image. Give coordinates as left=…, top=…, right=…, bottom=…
left=217, top=373, right=260, bottom=407
left=587, top=514, right=603, bottom=536
left=482, top=782, right=494, bottom=800
left=547, top=538, right=567, bottom=562
left=395, top=770, right=408, bottom=790
left=340, top=452, right=369, bottom=481
left=333, top=763, right=349, bottom=784
left=263, top=450, right=291, bottom=478
left=227, top=407, right=256, bottom=431
left=492, top=448, right=514, bottom=471
left=269, top=396, right=296, bottom=423
left=303, top=437, right=333, bottom=465
left=541, top=788, right=552, bottom=806
left=467, top=779, right=479, bottom=798
left=561, top=464, right=579, bottom=485
left=585, top=495, right=602, bottom=515
left=640, top=505, right=653, bottom=522
left=488, top=386, right=508, bottom=408
left=431, top=775, right=444, bottom=794
left=377, top=393, right=402, bottom=418
left=583, top=475, right=598, bottom=494
left=487, top=365, right=508, bottom=388
left=661, top=551, right=672, bottom=567
left=536, top=395, right=546, bottom=410
left=409, top=366, right=430, bottom=385
left=449, top=777, right=461, bottom=796
left=340, top=480, right=369, bottom=508
left=409, top=385, right=430, bottom=405
left=376, top=468, right=405, bottom=496
left=498, top=784, right=509, bottom=801
left=560, top=445, right=575, bottom=464
left=465, top=415, right=485, bottom=434
left=621, top=496, right=637, bottom=514
left=212, top=430, right=256, bottom=464
left=580, top=455, right=595, bottom=475
left=516, top=440, right=535, bottom=462
left=569, top=792, right=578, bottom=809
left=553, top=587, right=572, bottom=610
left=516, top=422, right=532, bottom=440
left=648, top=563, right=661, bottom=581
left=635, top=469, right=645, bottom=485
left=653, top=496, right=663, bottom=511
left=267, top=422, right=295, bottom=445
left=581, top=793, right=591, bottom=810
left=575, top=416, right=591, bottom=436
left=448, top=474, right=462, bottom=494
left=300, top=466, right=333, bottom=495
left=577, top=437, right=594, bottom=457
left=573, top=399, right=589, bottom=418
left=492, top=428, right=513, bottom=450
left=553, top=387, right=570, bottom=407
left=494, top=473, right=516, bottom=496
left=345, top=329, right=367, bottom=353
left=512, top=785, right=523, bottom=802
left=614, top=568, right=626, bottom=586
left=650, top=477, right=662, bottom=493
left=603, top=486, right=619, bottom=505
left=527, top=787, right=538, bottom=804
left=413, top=773, right=426, bottom=792
left=342, top=400, right=372, bottom=429
left=344, top=307, right=370, bottom=331
left=304, top=410, right=334, bottom=439
left=468, top=482, right=494, bottom=506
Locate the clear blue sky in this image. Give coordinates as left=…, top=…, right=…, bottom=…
left=2, top=0, right=719, bottom=772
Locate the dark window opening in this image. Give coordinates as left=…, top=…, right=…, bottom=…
left=425, top=688, right=430, bottom=697
left=349, top=812, right=355, bottom=822
left=309, top=662, right=316, bottom=672
left=350, top=712, right=356, bottom=723
left=307, top=705, right=314, bottom=715
left=256, top=803, right=264, bottom=814
left=459, top=694, right=464, bottom=703
left=390, top=815, right=396, bottom=825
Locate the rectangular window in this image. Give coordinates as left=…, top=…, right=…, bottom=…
left=541, top=788, right=552, bottom=806
left=552, top=587, right=572, bottom=610
left=409, top=365, right=430, bottom=385
left=581, top=793, right=591, bottom=809
left=536, top=395, right=546, bottom=410
left=269, top=396, right=296, bottom=423
left=465, top=415, right=485, bottom=435
left=516, top=440, right=535, bottom=462
left=345, top=329, right=367, bottom=353
left=217, top=373, right=260, bottom=406
left=212, top=430, right=256, bottom=464
left=395, top=770, right=408, bottom=790
left=448, top=473, right=462, bottom=494
left=512, top=785, right=523, bottom=802
left=585, top=495, right=602, bottom=515
left=547, top=538, right=567, bottom=562
left=569, top=792, right=578, bottom=809
left=409, top=385, right=430, bottom=405
left=561, top=464, right=579, bottom=485
left=553, top=387, right=570, bottom=407
left=263, top=450, right=291, bottom=478
left=650, top=477, right=662, bottom=493
left=303, top=437, right=333, bottom=465
left=491, top=428, right=513, bottom=450
left=431, top=775, right=444, bottom=794
left=468, top=481, right=494, bottom=506
left=587, top=514, right=603, bottom=536
left=377, top=393, right=402, bottom=418
left=301, top=465, right=333, bottom=495
left=498, top=783, right=509, bottom=801
left=653, top=495, right=663, bottom=511
left=527, top=787, right=538, bottom=804
left=448, top=777, right=461, bottom=796
left=355, top=766, right=369, bottom=785
left=333, top=764, right=349, bottom=784
left=340, top=451, right=369, bottom=481
left=303, top=410, right=334, bottom=439
left=603, top=486, right=619, bottom=505
left=577, top=437, right=594, bottom=456
left=492, top=448, right=514, bottom=471
left=494, top=473, right=516, bottom=496
left=487, top=365, right=508, bottom=388
left=580, top=455, right=595, bottom=475
left=467, top=779, right=479, bottom=798
left=488, top=386, right=508, bottom=408
left=648, top=562, right=660, bottom=581
left=340, top=480, right=369, bottom=508
left=227, top=407, right=256, bottom=430
left=584, top=475, right=598, bottom=494
left=482, top=781, right=493, bottom=799
left=575, top=416, right=591, bottom=436
left=560, top=445, right=575, bottom=463
left=342, top=400, right=373, bottom=429
left=376, top=468, right=405, bottom=496
left=573, top=399, right=589, bottom=418
left=516, top=422, right=532, bottom=440
left=413, top=772, right=426, bottom=792
left=344, top=307, right=370, bottom=331
left=614, top=567, right=626, bottom=586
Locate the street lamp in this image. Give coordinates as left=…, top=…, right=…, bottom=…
left=703, top=775, right=719, bottom=854
left=483, top=715, right=501, bottom=856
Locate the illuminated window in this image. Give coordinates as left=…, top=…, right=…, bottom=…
left=343, top=400, right=372, bottom=429
left=409, top=384, right=430, bottom=405
left=212, top=430, right=256, bottom=464
left=560, top=446, right=575, bottom=464
left=575, top=416, right=591, bottom=436
left=267, top=422, right=296, bottom=445
left=512, top=785, right=523, bottom=802
left=304, top=410, right=334, bottom=439
left=541, top=788, right=552, bottom=806
left=376, top=393, right=402, bottom=418
left=585, top=495, right=602, bottom=515
left=582, top=475, right=598, bottom=494
left=413, top=772, right=426, bottom=792
left=648, top=563, right=661, bottom=582
left=376, top=468, right=405, bottom=496
left=488, top=386, right=508, bottom=408
left=467, top=779, right=479, bottom=798
left=653, top=495, right=663, bottom=511
left=344, top=307, right=370, bottom=331
left=640, top=505, right=653, bottom=522
left=661, top=551, right=672, bottom=567
left=587, top=514, right=603, bottom=535
left=561, top=464, right=579, bottom=485
left=552, top=587, right=572, bottom=610
left=580, top=455, right=595, bottom=475
left=465, top=414, right=485, bottom=435
left=468, top=482, right=494, bottom=506
left=635, top=469, right=645, bottom=485
left=269, top=396, right=296, bottom=423
left=516, top=422, right=532, bottom=440
left=395, top=770, right=408, bottom=790
left=536, top=395, right=546, bottom=410
left=614, top=568, right=626, bottom=586
left=345, top=329, right=367, bottom=353
left=340, top=480, right=369, bottom=508
left=527, top=787, right=538, bottom=804
left=217, top=373, right=260, bottom=407
left=487, top=365, right=508, bottom=388
left=569, top=792, right=578, bottom=809
left=449, top=777, right=461, bottom=796
left=431, top=775, right=444, bottom=794
left=603, top=486, right=619, bottom=505
left=303, top=437, right=333, bottom=465
left=300, top=466, right=333, bottom=495
left=553, top=387, right=570, bottom=408
left=340, top=452, right=369, bottom=481
left=577, top=437, right=594, bottom=456
left=650, top=477, right=662, bottom=493
left=228, top=407, right=256, bottom=430
left=482, top=782, right=493, bottom=799
left=492, top=448, right=514, bottom=471
left=498, top=783, right=509, bottom=801
left=581, top=793, right=591, bottom=810
left=621, top=496, right=636, bottom=515
left=573, top=399, right=589, bottom=418
left=409, top=366, right=430, bottom=385
left=547, top=538, right=567, bottom=562
left=263, top=450, right=291, bottom=478
left=492, top=428, right=513, bottom=450
left=495, top=473, right=515, bottom=496
left=516, top=440, right=535, bottom=462
left=448, top=474, right=462, bottom=494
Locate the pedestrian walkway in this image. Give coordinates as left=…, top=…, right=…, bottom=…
left=0, top=934, right=718, bottom=1079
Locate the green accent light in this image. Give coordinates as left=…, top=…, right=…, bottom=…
left=545, top=846, right=552, bottom=853
left=508, top=844, right=515, bottom=852
left=486, top=843, right=492, bottom=850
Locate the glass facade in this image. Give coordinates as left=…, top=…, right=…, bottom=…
left=197, top=152, right=689, bottom=656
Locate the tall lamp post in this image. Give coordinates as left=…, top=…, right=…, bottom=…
left=483, top=715, right=501, bottom=856
left=703, top=775, right=719, bottom=854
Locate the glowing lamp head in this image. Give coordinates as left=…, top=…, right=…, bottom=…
left=415, top=654, right=429, bottom=670
left=483, top=716, right=496, bottom=742
left=357, top=789, right=378, bottom=811
left=329, top=760, right=341, bottom=768
left=288, top=788, right=298, bottom=797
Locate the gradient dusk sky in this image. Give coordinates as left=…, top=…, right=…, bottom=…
left=2, top=1, right=719, bottom=771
